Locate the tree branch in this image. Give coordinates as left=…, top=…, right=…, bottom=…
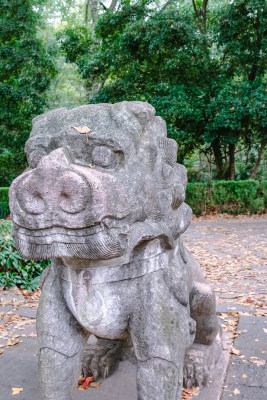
left=100, top=2, right=107, bottom=10
left=162, top=0, right=177, bottom=11
left=249, top=139, right=267, bottom=179
left=85, top=0, right=90, bottom=24
left=192, top=0, right=198, bottom=15
left=109, top=0, right=118, bottom=11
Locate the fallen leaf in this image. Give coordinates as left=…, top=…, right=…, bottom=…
left=250, top=359, right=266, bottom=367
left=191, top=386, right=200, bottom=396
left=0, top=349, right=4, bottom=355
left=246, top=298, right=254, bottom=303
left=90, top=382, right=101, bottom=389
left=77, top=386, right=87, bottom=391
left=233, top=388, right=240, bottom=395
left=82, top=377, right=94, bottom=386
left=7, top=339, right=19, bottom=346
left=76, top=376, right=98, bottom=390
left=263, top=328, right=267, bottom=333
left=12, top=388, right=23, bottom=395
left=242, top=374, right=247, bottom=378
left=72, top=126, right=92, bottom=134
left=230, top=347, right=241, bottom=355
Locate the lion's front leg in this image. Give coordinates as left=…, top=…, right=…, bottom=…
left=130, top=271, right=194, bottom=400
left=37, top=263, right=89, bottom=400
left=136, top=358, right=182, bottom=400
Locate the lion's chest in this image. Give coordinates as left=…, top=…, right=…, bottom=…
left=60, top=253, right=168, bottom=339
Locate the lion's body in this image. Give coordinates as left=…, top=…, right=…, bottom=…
left=10, top=101, right=222, bottom=400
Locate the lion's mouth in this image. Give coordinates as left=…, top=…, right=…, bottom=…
left=12, top=223, right=129, bottom=260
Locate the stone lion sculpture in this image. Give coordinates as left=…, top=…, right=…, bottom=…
left=10, top=101, right=222, bottom=400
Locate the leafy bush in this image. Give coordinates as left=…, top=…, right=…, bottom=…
left=186, top=180, right=266, bottom=215
left=0, top=187, right=9, bottom=218
left=0, top=220, right=50, bottom=291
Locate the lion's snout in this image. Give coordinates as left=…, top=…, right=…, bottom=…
left=10, top=148, right=130, bottom=231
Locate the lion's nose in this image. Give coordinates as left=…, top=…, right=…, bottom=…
left=16, top=170, right=89, bottom=216
left=16, top=175, right=46, bottom=215
left=14, top=148, right=90, bottom=216
left=58, top=171, right=90, bottom=214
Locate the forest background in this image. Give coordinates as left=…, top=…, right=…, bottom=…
left=0, top=0, right=266, bottom=201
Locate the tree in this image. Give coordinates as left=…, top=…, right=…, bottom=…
left=216, top=0, right=267, bottom=179
left=0, top=0, right=57, bottom=185
left=59, top=1, right=216, bottom=161
left=59, top=0, right=266, bottom=179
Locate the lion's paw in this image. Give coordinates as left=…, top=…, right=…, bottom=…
left=81, top=337, right=123, bottom=379
left=183, top=351, right=209, bottom=389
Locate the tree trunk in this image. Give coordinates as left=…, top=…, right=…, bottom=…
left=211, top=138, right=224, bottom=178
left=91, top=0, right=99, bottom=24
left=109, top=0, right=118, bottom=10
left=229, top=143, right=235, bottom=180
left=249, top=139, right=267, bottom=179
left=85, top=0, right=90, bottom=24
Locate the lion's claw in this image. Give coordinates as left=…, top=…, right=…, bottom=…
left=81, top=338, right=123, bottom=379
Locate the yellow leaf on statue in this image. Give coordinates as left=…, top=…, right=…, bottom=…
left=72, top=126, right=92, bottom=134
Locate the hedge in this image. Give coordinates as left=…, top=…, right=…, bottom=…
left=186, top=180, right=266, bottom=215
left=0, top=188, right=9, bottom=219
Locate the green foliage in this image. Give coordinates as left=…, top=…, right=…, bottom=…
left=0, top=187, right=9, bottom=219
left=58, top=26, right=92, bottom=64
left=45, top=56, right=87, bottom=110
left=60, top=0, right=266, bottom=176
left=186, top=180, right=266, bottom=215
left=0, top=0, right=57, bottom=186
left=218, top=0, right=266, bottom=81
left=0, top=220, right=50, bottom=291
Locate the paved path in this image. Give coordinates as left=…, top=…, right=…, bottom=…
left=0, top=215, right=266, bottom=400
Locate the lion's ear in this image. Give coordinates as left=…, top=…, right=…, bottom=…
left=173, top=164, right=188, bottom=189
left=125, top=101, right=156, bottom=127
left=171, top=183, right=185, bottom=210
left=157, top=138, right=178, bottom=167
left=172, top=203, right=192, bottom=239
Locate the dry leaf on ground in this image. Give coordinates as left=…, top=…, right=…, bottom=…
left=230, top=347, right=241, bottom=355
left=250, top=359, right=266, bottom=367
left=12, top=388, right=23, bottom=395
left=76, top=376, right=99, bottom=390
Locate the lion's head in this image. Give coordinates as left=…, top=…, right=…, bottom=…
left=9, top=101, right=191, bottom=261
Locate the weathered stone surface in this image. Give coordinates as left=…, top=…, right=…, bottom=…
left=10, top=101, right=222, bottom=400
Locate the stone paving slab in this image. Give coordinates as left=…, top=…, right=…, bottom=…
left=216, top=302, right=257, bottom=315
left=0, top=334, right=231, bottom=400
left=0, top=337, right=137, bottom=400
left=0, top=296, right=265, bottom=398
left=0, top=291, right=25, bottom=305
left=222, top=316, right=267, bottom=400
left=18, top=306, right=37, bottom=319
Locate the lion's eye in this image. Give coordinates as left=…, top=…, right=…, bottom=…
left=92, top=146, right=115, bottom=168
